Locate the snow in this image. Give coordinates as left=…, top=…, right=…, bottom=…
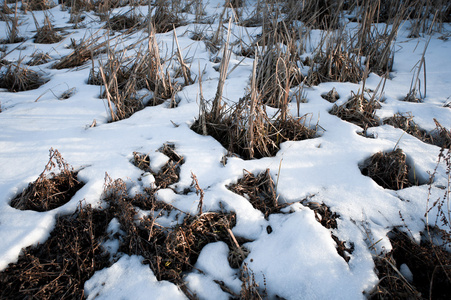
left=0, top=0, right=450, bottom=299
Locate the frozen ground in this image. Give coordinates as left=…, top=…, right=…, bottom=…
left=0, top=1, right=450, bottom=299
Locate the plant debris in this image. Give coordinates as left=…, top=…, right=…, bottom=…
left=53, top=36, right=106, bottom=69
left=330, top=91, right=381, bottom=129
left=360, top=148, right=418, bottom=190
left=305, top=201, right=354, bottom=263
left=107, top=13, right=142, bottom=31
left=33, top=14, right=63, bottom=44
left=10, top=148, right=84, bottom=211
left=0, top=61, right=49, bottom=92
left=369, top=228, right=451, bottom=300
left=27, top=51, right=52, bottom=66
left=321, top=87, right=340, bottom=103
left=0, top=204, right=111, bottom=299
left=228, top=169, right=287, bottom=218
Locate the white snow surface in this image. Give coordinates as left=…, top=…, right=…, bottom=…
left=0, top=0, right=450, bottom=299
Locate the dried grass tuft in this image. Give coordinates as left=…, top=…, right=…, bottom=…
left=330, top=90, right=381, bottom=130
left=150, top=1, right=183, bottom=34
left=27, top=50, right=52, bottom=66
left=0, top=60, right=49, bottom=92
left=360, top=148, right=417, bottom=190
left=192, top=54, right=317, bottom=159
left=0, top=204, right=111, bottom=299
left=53, top=35, right=106, bottom=69
left=107, top=12, right=142, bottom=31
left=284, top=0, right=344, bottom=30
left=430, top=119, right=451, bottom=149
left=33, top=14, right=63, bottom=44
left=321, top=87, right=340, bottom=103
left=307, top=31, right=363, bottom=86
left=10, top=148, right=84, bottom=211
left=369, top=228, right=451, bottom=300
left=228, top=169, right=285, bottom=218
left=384, top=114, right=451, bottom=149
left=22, top=0, right=54, bottom=11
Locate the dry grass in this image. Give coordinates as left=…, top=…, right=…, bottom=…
left=330, top=90, right=381, bottom=130
left=255, top=43, right=302, bottom=108
left=10, top=148, right=84, bottom=212
left=321, top=87, right=340, bottom=103
left=22, top=0, right=54, bottom=11
left=102, top=176, right=240, bottom=291
left=150, top=0, right=184, bottom=34
left=53, top=34, right=106, bottom=69
left=33, top=13, right=63, bottom=44
left=384, top=114, right=451, bottom=149
left=284, top=0, right=344, bottom=30
left=107, top=12, right=142, bottom=32
left=0, top=60, right=49, bottom=92
left=131, top=143, right=185, bottom=204
left=307, top=30, right=363, bottom=86
left=304, top=200, right=354, bottom=262
left=89, top=28, right=180, bottom=122
left=2, top=2, right=24, bottom=44
left=192, top=53, right=317, bottom=159
left=228, top=169, right=285, bottom=218
left=360, top=148, right=418, bottom=190
left=369, top=228, right=451, bottom=300
left=27, top=50, right=52, bottom=66
left=0, top=204, right=111, bottom=299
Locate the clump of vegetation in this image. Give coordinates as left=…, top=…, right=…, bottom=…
left=307, top=31, right=363, bottom=86
left=2, top=2, right=24, bottom=44
left=321, top=87, right=340, bottom=103
left=330, top=86, right=381, bottom=130
left=369, top=227, right=451, bottom=300
left=10, top=148, right=85, bottom=211
left=0, top=204, right=111, bottom=299
left=150, top=0, right=183, bottom=33
left=53, top=35, right=106, bottom=69
left=32, top=13, right=63, bottom=44
left=192, top=47, right=317, bottom=159
left=0, top=61, right=49, bottom=92
left=360, top=148, right=420, bottom=190
left=284, top=0, right=344, bottom=30
left=22, top=0, right=55, bottom=11
left=27, top=50, right=52, bottom=66
left=89, top=26, right=183, bottom=121
left=132, top=143, right=185, bottom=191
left=255, top=43, right=302, bottom=108
left=384, top=114, right=451, bottom=149
left=228, top=169, right=285, bottom=218
left=107, top=12, right=142, bottom=31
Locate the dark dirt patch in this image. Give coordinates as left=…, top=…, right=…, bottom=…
left=10, top=148, right=84, bottom=212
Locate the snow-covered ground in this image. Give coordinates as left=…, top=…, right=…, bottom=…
left=0, top=1, right=450, bottom=299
